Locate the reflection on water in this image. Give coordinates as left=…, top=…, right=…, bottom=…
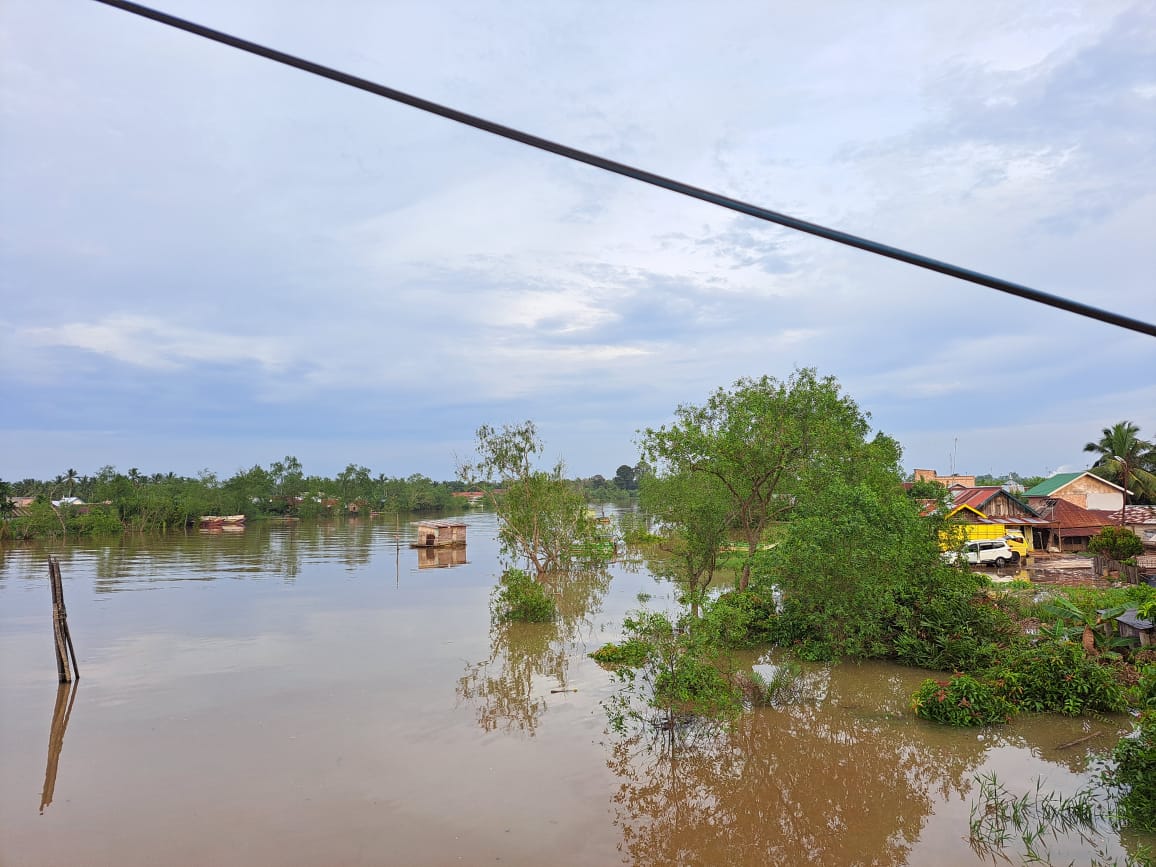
left=39, top=681, right=77, bottom=813
left=457, top=568, right=612, bottom=734
left=417, top=546, right=468, bottom=569
left=610, top=661, right=986, bottom=866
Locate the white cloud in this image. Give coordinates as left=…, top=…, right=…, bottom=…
left=21, top=316, right=291, bottom=371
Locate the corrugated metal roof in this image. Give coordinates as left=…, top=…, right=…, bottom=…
left=1032, top=498, right=1114, bottom=533
left=1024, top=472, right=1085, bottom=496
left=1025, top=471, right=1127, bottom=496
left=1106, top=505, right=1156, bottom=525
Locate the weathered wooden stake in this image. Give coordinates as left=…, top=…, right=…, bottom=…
left=48, top=557, right=79, bottom=683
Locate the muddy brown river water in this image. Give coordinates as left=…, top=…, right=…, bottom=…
left=0, top=513, right=1150, bottom=866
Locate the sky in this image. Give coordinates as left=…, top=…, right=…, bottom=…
left=1, top=0, right=1154, bottom=484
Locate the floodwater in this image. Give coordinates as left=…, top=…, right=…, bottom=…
left=0, top=514, right=1150, bottom=866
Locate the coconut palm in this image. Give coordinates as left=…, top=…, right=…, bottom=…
left=1084, top=421, right=1156, bottom=504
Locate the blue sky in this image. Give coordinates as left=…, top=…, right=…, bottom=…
left=2, top=0, right=1153, bottom=482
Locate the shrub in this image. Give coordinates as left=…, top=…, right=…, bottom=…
left=702, top=589, right=780, bottom=648
left=893, top=591, right=1020, bottom=672
left=1088, top=526, right=1144, bottom=562
left=992, top=640, right=1126, bottom=716
left=491, top=569, right=555, bottom=623
left=1111, top=712, right=1156, bottom=832
left=653, top=649, right=743, bottom=722
left=911, top=674, right=1016, bottom=726
left=590, top=639, right=651, bottom=667
left=1132, top=664, right=1156, bottom=711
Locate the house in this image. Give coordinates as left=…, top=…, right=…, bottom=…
left=948, top=486, right=1052, bottom=552
left=1024, top=472, right=1128, bottom=512
left=913, top=469, right=977, bottom=488
left=1104, top=506, right=1156, bottom=549
left=1027, top=498, right=1113, bottom=552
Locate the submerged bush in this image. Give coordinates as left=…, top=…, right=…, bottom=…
left=992, top=641, right=1126, bottom=716
left=703, top=589, right=780, bottom=648
left=590, top=639, right=651, bottom=668
left=491, top=568, right=555, bottom=623
left=1111, top=712, right=1156, bottom=832
left=911, top=674, right=1016, bottom=727
left=893, top=590, right=1020, bottom=672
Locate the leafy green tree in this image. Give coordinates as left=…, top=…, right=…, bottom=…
left=639, top=469, right=731, bottom=616
left=614, top=464, right=638, bottom=490
left=641, top=368, right=876, bottom=590
left=458, top=421, right=596, bottom=578
left=1084, top=421, right=1156, bottom=503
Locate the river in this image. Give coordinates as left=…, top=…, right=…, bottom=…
left=0, top=513, right=1148, bottom=866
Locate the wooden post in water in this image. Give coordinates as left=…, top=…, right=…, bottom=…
left=48, top=557, right=79, bottom=683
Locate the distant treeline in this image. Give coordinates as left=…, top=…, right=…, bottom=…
left=0, top=457, right=641, bottom=539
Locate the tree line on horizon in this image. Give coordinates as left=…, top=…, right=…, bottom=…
left=0, top=456, right=645, bottom=539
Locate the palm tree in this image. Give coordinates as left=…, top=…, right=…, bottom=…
left=1084, top=421, right=1156, bottom=504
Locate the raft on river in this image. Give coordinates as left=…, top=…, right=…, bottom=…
left=410, top=520, right=467, bottom=548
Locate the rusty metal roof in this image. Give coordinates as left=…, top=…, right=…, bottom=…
left=1105, top=505, right=1156, bottom=525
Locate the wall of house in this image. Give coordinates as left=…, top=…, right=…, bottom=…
left=914, top=469, right=976, bottom=487
left=1059, top=476, right=1123, bottom=512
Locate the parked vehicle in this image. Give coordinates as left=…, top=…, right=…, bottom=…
left=1002, top=531, right=1030, bottom=561
left=941, top=539, right=1018, bottom=568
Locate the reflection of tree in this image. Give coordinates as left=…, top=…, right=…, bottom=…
left=609, top=663, right=988, bottom=867
left=457, top=568, right=612, bottom=735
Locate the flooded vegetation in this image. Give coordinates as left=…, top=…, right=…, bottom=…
left=1, top=514, right=1151, bottom=866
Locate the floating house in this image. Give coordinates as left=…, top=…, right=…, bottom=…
left=410, top=520, right=467, bottom=548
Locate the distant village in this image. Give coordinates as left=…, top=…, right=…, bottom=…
left=908, top=468, right=1156, bottom=555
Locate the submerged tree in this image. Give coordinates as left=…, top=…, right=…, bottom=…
left=458, top=421, right=597, bottom=578
left=640, top=368, right=877, bottom=590
left=639, top=469, right=731, bottom=616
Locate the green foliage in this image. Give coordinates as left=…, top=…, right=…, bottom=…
left=459, top=421, right=597, bottom=577
left=640, top=368, right=877, bottom=590
left=603, top=609, right=744, bottom=738
left=590, top=639, right=651, bottom=667
left=1131, top=665, right=1156, bottom=712
left=992, top=641, right=1127, bottom=716
left=639, top=469, right=731, bottom=614
left=1088, top=526, right=1145, bottom=562
left=491, top=569, right=556, bottom=623
left=893, top=589, right=1020, bottom=672
left=1112, top=713, right=1156, bottom=832
left=911, top=675, right=1016, bottom=726
left=907, top=478, right=950, bottom=501
left=701, top=589, right=780, bottom=648
left=768, top=469, right=974, bottom=661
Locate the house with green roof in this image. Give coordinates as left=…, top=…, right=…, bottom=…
left=1024, top=471, right=1127, bottom=512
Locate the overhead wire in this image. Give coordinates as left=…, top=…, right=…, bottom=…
left=90, top=0, right=1155, bottom=338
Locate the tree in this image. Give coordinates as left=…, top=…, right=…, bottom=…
left=639, top=469, right=731, bottom=616
left=614, top=464, right=638, bottom=491
left=0, top=479, right=14, bottom=518
left=1084, top=421, right=1156, bottom=504
left=458, top=421, right=597, bottom=578
left=640, top=369, right=875, bottom=590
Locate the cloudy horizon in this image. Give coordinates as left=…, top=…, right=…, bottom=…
left=2, top=0, right=1153, bottom=484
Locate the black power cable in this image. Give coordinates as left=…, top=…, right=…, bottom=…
left=90, top=0, right=1155, bottom=338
